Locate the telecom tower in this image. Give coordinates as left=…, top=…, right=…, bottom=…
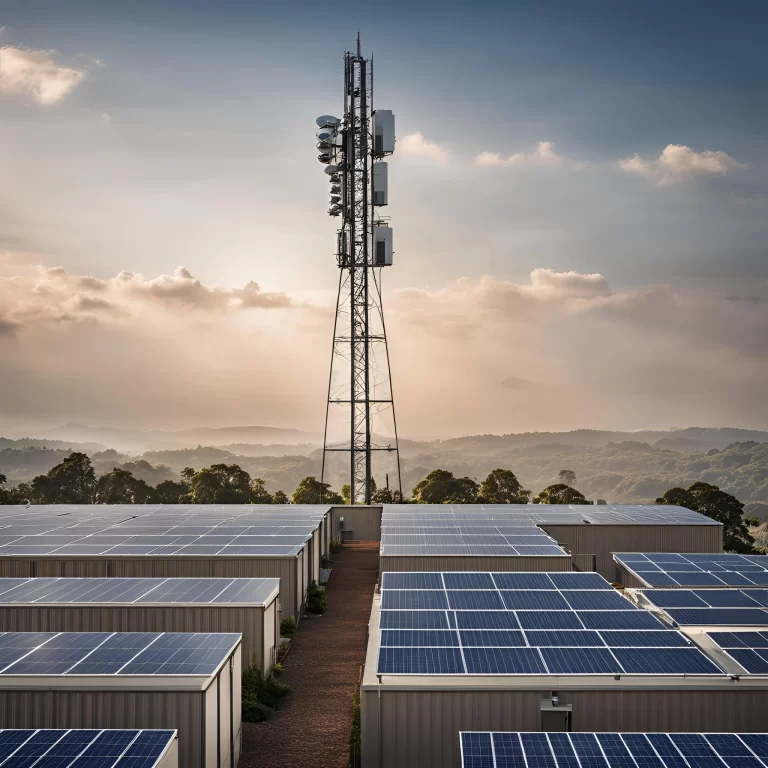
left=315, top=36, right=401, bottom=505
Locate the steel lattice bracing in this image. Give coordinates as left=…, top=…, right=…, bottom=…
left=319, top=40, right=401, bottom=505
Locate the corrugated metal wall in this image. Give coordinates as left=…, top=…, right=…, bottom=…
left=379, top=555, right=572, bottom=574
left=0, top=689, right=203, bottom=766
left=0, top=604, right=265, bottom=673
left=565, top=689, right=768, bottom=732
left=361, top=688, right=541, bottom=768
left=0, top=555, right=302, bottom=621
left=613, top=565, right=646, bottom=588
left=332, top=506, right=382, bottom=541
left=540, top=524, right=723, bottom=581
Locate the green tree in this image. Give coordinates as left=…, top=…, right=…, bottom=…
left=292, top=476, right=343, bottom=504
left=558, top=469, right=577, bottom=486
left=29, top=452, right=96, bottom=503
left=154, top=479, right=189, bottom=504
left=272, top=490, right=289, bottom=504
left=249, top=477, right=274, bottom=504
left=181, top=467, right=196, bottom=484
left=412, top=469, right=479, bottom=504
left=656, top=481, right=755, bottom=553
left=341, top=484, right=351, bottom=505
left=533, top=483, right=592, bottom=505
left=95, top=468, right=154, bottom=504
left=478, top=469, right=530, bottom=504
left=371, top=487, right=406, bottom=503
left=181, top=463, right=255, bottom=504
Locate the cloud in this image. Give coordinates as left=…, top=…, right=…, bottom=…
left=0, top=46, right=85, bottom=104
left=617, top=144, right=745, bottom=185
left=475, top=141, right=573, bottom=168
left=388, top=269, right=768, bottom=435
left=0, top=265, right=294, bottom=331
left=398, top=131, right=450, bottom=164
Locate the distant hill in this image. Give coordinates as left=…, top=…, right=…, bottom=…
left=31, top=423, right=322, bottom=453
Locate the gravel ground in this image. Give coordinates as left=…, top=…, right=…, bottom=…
left=240, top=545, right=379, bottom=768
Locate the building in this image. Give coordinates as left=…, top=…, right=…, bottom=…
left=459, top=731, right=768, bottom=768
left=0, top=729, right=179, bottom=767
left=379, top=505, right=722, bottom=579
left=360, top=571, right=768, bottom=768
left=0, top=577, right=279, bottom=674
left=0, top=631, right=242, bottom=768
left=0, top=504, right=332, bottom=622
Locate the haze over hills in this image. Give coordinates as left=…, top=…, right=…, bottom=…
left=1, top=426, right=767, bottom=512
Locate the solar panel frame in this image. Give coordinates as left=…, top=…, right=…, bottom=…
left=615, top=553, right=768, bottom=588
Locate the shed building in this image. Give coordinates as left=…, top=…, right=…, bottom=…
left=0, top=577, right=279, bottom=674
left=0, top=505, right=332, bottom=623
left=0, top=631, right=242, bottom=768
left=379, top=505, right=722, bottom=580
left=360, top=571, right=768, bottom=768
left=0, top=729, right=179, bottom=767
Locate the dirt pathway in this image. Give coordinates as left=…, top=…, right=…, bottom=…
left=240, top=545, right=379, bottom=768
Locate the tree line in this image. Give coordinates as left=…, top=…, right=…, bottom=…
left=0, top=454, right=759, bottom=553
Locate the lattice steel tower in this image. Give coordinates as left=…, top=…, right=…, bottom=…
left=315, top=36, right=401, bottom=504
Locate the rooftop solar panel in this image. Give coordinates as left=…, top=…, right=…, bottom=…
left=0, top=632, right=239, bottom=678
left=461, top=733, right=768, bottom=768
left=0, top=577, right=279, bottom=606
left=707, top=631, right=768, bottom=674
left=377, top=572, right=718, bottom=676
left=664, top=608, right=768, bottom=626
left=615, top=553, right=768, bottom=588
left=0, top=729, right=175, bottom=768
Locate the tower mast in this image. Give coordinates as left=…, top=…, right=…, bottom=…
left=315, top=39, right=401, bottom=504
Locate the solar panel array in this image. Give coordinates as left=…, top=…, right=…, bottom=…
left=641, top=589, right=768, bottom=626
left=460, top=732, right=768, bottom=768
left=708, top=631, right=768, bottom=674
left=0, top=632, right=239, bottom=677
left=380, top=505, right=717, bottom=558
left=615, top=553, right=768, bottom=587
left=0, top=577, right=279, bottom=606
left=377, top=572, right=723, bottom=676
left=0, top=504, right=328, bottom=558
left=0, top=729, right=175, bottom=768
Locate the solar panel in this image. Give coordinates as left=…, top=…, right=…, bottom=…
left=707, top=631, right=768, bottom=674
left=0, top=729, right=175, bottom=768
left=377, top=572, right=717, bottom=676
left=664, top=608, right=768, bottom=626
left=0, top=632, right=239, bottom=677
left=615, top=553, right=768, bottom=588
left=461, top=733, right=768, bottom=768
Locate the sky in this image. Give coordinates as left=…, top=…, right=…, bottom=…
left=0, top=0, right=767, bottom=438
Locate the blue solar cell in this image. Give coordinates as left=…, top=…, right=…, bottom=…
left=443, top=573, right=496, bottom=590
left=570, top=733, right=609, bottom=768
left=459, top=630, right=526, bottom=647
left=377, top=647, right=464, bottom=674
left=670, top=733, right=719, bottom=756
left=380, top=630, right=459, bottom=647
left=379, top=611, right=449, bottom=630
left=491, top=574, right=554, bottom=590
left=516, top=612, right=584, bottom=630
left=577, top=611, right=665, bottom=630
left=727, top=649, right=768, bottom=674
left=596, top=733, right=639, bottom=768
left=599, top=631, right=690, bottom=648
left=463, top=647, right=546, bottom=674
left=524, top=630, right=603, bottom=647
left=620, top=734, right=666, bottom=768
left=381, top=591, right=448, bottom=610
left=703, top=735, right=754, bottom=757
left=540, top=647, right=621, bottom=674
left=693, top=590, right=765, bottom=608
left=547, top=733, right=581, bottom=768
left=665, top=608, right=768, bottom=625
left=521, top=733, right=557, bottom=768
left=499, top=591, right=570, bottom=611
left=639, top=572, right=679, bottom=587
left=742, top=591, right=768, bottom=607
left=740, top=735, right=768, bottom=757
left=548, top=573, right=612, bottom=590
left=611, top=647, right=723, bottom=674
left=447, top=590, right=505, bottom=611
left=493, top=733, right=526, bottom=768
left=642, top=591, right=709, bottom=609
left=562, top=591, right=633, bottom=611
left=454, top=612, right=521, bottom=630
left=665, top=572, right=729, bottom=587
left=717, top=573, right=758, bottom=586
left=461, top=732, right=494, bottom=768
